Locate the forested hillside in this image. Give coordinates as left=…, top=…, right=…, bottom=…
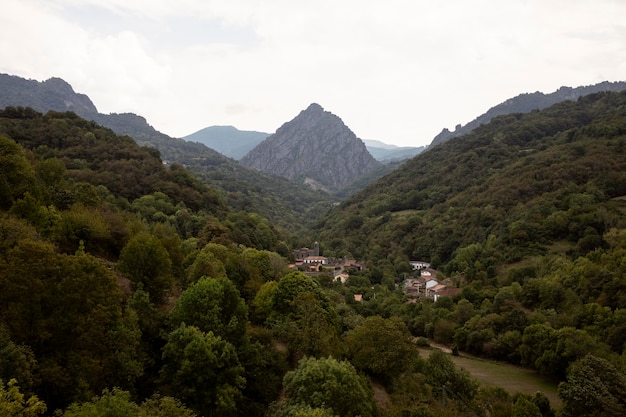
left=2, top=95, right=626, bottom=417
left=318, top=90, right=626, bottom=266
left=0, top=73, right=334, bottom=236
left=311, top=90, right=626, bottom=416
left=430, top=81, right=626, bottom=146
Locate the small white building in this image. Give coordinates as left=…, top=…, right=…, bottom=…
left=410, top=260, right=431, bottom=270
left=303, top=256, right=328, bottom=265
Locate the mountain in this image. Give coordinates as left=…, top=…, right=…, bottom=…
left=240, top=103, right=381, bottom=192
left=0, top=73, right=333, bottom=233
left=182, top=125, right=423, bottom=163
left=363, top=139, right=427, bottom=162
left=430, top=81, right=626, bottom=147
left=0, top=75, right=98, bottom=115
left=182, top=125, right=269, bottom=160
left=316, top=90, right=626, bottom=267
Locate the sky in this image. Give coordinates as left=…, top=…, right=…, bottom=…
left=1, top=0, right=625, bottom=147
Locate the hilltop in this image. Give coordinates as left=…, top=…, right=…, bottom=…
left=430, top=81, right=626, bottom=147
left=240, top=103, right=381, bottom=192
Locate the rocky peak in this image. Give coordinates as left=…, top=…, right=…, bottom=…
left=240, top=103, right=381, bottom=192
left=0, top=73, right=98, bottom=116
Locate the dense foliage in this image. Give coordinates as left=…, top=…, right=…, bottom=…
left=317, top=91, right=626, bottom=266
left=2, top=89, right=626, bottom=417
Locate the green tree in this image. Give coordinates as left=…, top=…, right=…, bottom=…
left=118, top=231, right=173, bottom=304
left=0, top=135, right=36, bottom=210
left=345, top=316, right=418, bottom=384
left=275, top=292, right=341, bottom=360
left=423, top=349, right=478, bottom=404
left=511, top=395, right=542, bottom=417
left=0, top=240, right=142, bottom=410
left=0, top=327, right=38, bottom=394
left=558, top=354, right=626, bottom=417
left=252, top=281, right=279, bottom=324
left=160, top=323, right=245, bottom=417
left=184, top=247, right=227, bottom=287
left=270, top=271, right=331, bottom=319
left=282, top=356, right=377, bottom=417
left=59, top=388, right=139, bottom=417
left=268, top=403, right=338, bottom=417
left=0, top=379, right=46, bottom=417
left=168, top=276, right=248, bottom=346
left=58, top=388, right=197, bottom=417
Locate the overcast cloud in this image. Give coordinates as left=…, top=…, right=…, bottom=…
left=1, top=0, right=625, bottom=146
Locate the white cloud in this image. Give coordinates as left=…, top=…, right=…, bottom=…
left=1, top=0, right=626, bottom=146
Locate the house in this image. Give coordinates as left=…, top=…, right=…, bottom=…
left=335, top=272, right=350, bottom=284
left=303, top=255, right=329, bottom=265
left=420, top=268, right=438, bottom=278
left=291, top=242, right=366, bottom=279
left=409, top=260, right=430, bottom=270
left=402, top=268, right=460, bottom=302
left=293, top=241, right=320, bottom=261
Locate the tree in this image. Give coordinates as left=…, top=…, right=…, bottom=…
left=118, top=231, right=173, bottom=304
left=0, top=327, right=38, bottom=394
left=282, top=356, right=377, bottom=417
left=252, top=281, right=279, bottom=324
left=160, top=324, right=245, bottom=417
left=345, top=316, right=418, bottom=384
left=423, top=349, right=478, bottom=404
left=511, top=395, right=542, bottom=417
left=0, top=135, right=35, bottom=210
left=58, top=388, right=197, bottom=417
left=0, top=240, right=142, bottom=410
left=0, top=379, right=46, bottom=417
left=268, top=403, right=338, bottom=417
left=558, top=354, right=626, bottom=417
left=184, top=248, right=227, bottom=287
left=270, top=271, right=331, bottom=319
left=168, top=276, right=248, bottom=347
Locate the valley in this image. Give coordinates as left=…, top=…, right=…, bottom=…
left=1, top=74, right=626, bottom=417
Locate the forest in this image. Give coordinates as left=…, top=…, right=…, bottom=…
left=1, top=91, right=626, bottom=417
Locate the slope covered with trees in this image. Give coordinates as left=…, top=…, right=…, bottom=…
left=3, top=90, right=626, bottom=417
left=318, top=90, right=626, bottom=267
left=311, top=90, right=626, bottom=416
left=0, top=105, right=557, bottom=417
left=0, top=73, right=334, bottom=237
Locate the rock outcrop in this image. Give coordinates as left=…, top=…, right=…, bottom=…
left=240, top=103, right=381, bottom=192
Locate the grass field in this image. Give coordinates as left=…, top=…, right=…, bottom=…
left=418, top=347, right=562, bottom=408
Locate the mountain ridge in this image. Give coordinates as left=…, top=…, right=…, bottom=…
left=430, top=81, right=626, bottom=147
left=0, top=73, right=335, bottom=233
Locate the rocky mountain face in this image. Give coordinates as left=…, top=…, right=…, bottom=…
left=0, top=74, right=98, bottom=115
left=430, top=81, right=626, bottom=147
left=240, top=103, right=381, bottom=192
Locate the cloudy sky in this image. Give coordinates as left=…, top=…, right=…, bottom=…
left=1, top=0, right=625, bottom=147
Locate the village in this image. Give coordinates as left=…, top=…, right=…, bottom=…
left=291, top=242, right=461, bottom=302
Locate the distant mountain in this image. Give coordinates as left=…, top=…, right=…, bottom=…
left=240, top=103, right=381, bottom=192
left=182, top=125, right=422, bottom=163
left=0, top=75, right=98, bottom=115
left=0, top=73, right=334, bottom=232
left=430, top=81, right=626, bottom=147
left=182, top=125, right=269, bottom=160
left=363, top=139, right=426, bottom=162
